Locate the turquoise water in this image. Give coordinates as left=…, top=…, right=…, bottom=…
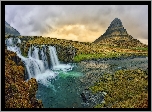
left=36, top=66, right=84, bottom=108
left=58, top=71, right=83, bottom=78
left=36, top=57, right=148, bottom=108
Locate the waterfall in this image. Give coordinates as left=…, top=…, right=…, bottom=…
left=49, top=46, right=60, bottom=67
left=40, top=46, right=49, bottom=69
left=28, top=45, right=32, bottom=57
left=5, top=37, right=73, bottom=86
left=5, top=37, right=21, bottom=46
left=32, top=47, right=39, bottom=60
left=48, top=46, right=73, bottom=71
left=5, top=38, right=14, bottom=46
left=7, top=45, right=21, bottom=54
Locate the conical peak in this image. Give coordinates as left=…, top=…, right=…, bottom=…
left=112, top=18, right=121, bottom=22
left=110, top=18, right=123, bottom=28
left=101, top=18, right=128, bottom=37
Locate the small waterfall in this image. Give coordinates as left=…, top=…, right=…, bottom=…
left=32, top=47, right=39, bottom=60
left=5, top=37, right=73, bottom=86
left=5, top=37, right=21, bottom=46
left=48, top=46, right=73, bottom=71
left=7, top=45, right=21, bottom=54
left=40, top=46, right=49, bottom=69
left=28, top=45, right=32, bottom=57
left=49, top=46, right=60, bottom=67
left=5, top=38, right=14, bottom=46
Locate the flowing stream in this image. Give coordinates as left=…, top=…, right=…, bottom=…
left=5, top=37, right=148, bottom=108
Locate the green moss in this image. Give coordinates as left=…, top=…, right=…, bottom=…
left=73, top=52, right=126, bottom=62
left=132, top=47, right=148, bottom=51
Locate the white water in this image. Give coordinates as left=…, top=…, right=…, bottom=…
left=49, top=46, right=60, bottom=66
left=5, top=37, right=21, bottom=46
left=49, top=46, right=73, bottom=71
left=32, top=47, right=39, bottom=60
left=5, top=37, right=73, bottom=86
left=40, top=46, right=49, bottom=69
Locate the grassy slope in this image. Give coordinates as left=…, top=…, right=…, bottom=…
left=5, top=36, right=148, bottom=108
left=18, top=36, right=148, bottom=62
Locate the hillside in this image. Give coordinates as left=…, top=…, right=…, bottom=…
left=5, top=21, right=20, bottom=36
left=94, top=18, right=147, bottom=48
left=5, top=35, right=148, bottom=63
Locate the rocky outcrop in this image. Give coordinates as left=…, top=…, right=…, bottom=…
left=94, top=18, right=128, bottom=43
left=102, top=18, right=128, bottom=37
left=94, top=18, right=147, bottom=48
left=56, top=45, right=77, bottom=63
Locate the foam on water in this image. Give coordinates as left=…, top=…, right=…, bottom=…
left=53, top=64, right=73, bottom=71
left=5, top=37, right=75, bottom=87
left=35, top=69, right=57, bottom=86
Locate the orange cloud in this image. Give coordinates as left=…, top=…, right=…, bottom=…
left=42, top=24, right=103, bottom=42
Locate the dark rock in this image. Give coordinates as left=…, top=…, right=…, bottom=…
left=80, top=93, right=87, bottom=103
left=94, top=18, right=128, bottom=43
left=102, top=18, right=128, bottom=37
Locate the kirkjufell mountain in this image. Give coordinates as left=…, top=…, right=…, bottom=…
left=101, top=18, right=128, bottom=37
left=5, top=21, right=20, bottom=36
left=94, top=18, right=147, bottom=48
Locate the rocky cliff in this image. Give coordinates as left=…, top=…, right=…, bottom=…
left=94, top=18, right=147, bottom=48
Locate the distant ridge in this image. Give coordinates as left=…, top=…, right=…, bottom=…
left=5, top=21, right=20, bottom=36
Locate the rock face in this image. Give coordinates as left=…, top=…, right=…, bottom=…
left=5, top=21, right=20, bottom=36
left=94, top=18, right=128, bottom=43
left=102, top=18, right=128, bottom=37
left=56, top=45, right=77, bottom=63
left=94, top=18, right=147, bottom=48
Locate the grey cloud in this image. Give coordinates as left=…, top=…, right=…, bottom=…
left=5, top=5, right=148, bottom=44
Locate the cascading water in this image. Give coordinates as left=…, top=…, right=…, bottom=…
left=40, top=46, right=49, bottom=69
left=48, top=46, right=73, bottom=71
left=5, top=37, right=86, bottom=108
left=49, top=46, right=60, bottom=66
left=32, top=47, right=40, bottom=60
left=5, top=37, right=73, bottom=86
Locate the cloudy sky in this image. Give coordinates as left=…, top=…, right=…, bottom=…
left=5, top=5, right=148, bottom=44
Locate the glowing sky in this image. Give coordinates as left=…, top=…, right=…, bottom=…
left=5, top=5, right=148, bottom=44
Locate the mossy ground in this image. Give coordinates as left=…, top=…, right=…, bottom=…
left=89, top=69, right=148, bottom=108
left=11, top=36, right=147, bottom=62
left=5, top=48, right=43, bottom=108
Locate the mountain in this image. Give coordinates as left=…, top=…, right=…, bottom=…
left=5, top=21, right=20, bottom=36
left=94, top=18, right=147, bottom=48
